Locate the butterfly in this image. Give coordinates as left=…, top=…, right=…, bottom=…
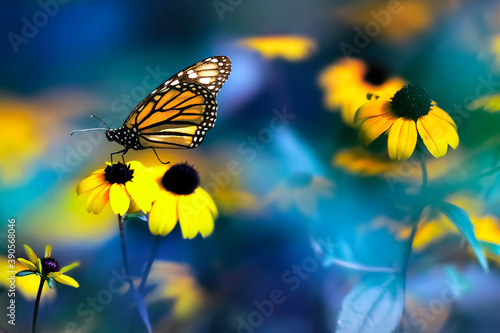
left=74, top=56, right=231, bottom=163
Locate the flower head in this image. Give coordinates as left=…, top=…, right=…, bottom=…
left=16, top=245, right=79, bottom=288
left=318, top=58, right=405, bottom=125
left=355, top=84, right=459, bottom=160
left=149, top=163, right=218, bottom=239
left=77, top=161, right=159, bottom=215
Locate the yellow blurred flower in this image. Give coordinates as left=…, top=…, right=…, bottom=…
left=77, top=161, right=159, bottom=215
left=149, top=163, right=218, bottom=239
left=146, top=261, right=208, bottom=322
left=468, top=94, right=500, bottom=112
left=492, top=34, right=500, bottom=69
left=238, top=35, right=317, bottom=61
left=333, top=147, right=463, bottom=180
left=262, top=173, right=334, bottom=216
left=0, top=105, right=44, bottom=184
left=318, top=58, right=405, bottom=125
left=0, top=256, right=56, bottom=301
left=398, top=195, right=500, bottom=260
left=336, top=0, right=434, bottom=41
left=355, top=85, right=458, bottom=160
left=16, top=245, right=79, bottom=289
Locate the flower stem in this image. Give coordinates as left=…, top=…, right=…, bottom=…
left=117, top=214, right=131, bottom=279
left=400, top=153, right=427, bottom=328
left=138, top=235, right=161, bottom=293
left=32, top=278, right=44, bottom=333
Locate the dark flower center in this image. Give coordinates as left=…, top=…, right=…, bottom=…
left=41, top=258, right=60, bottom=274
left=287, top=173, right=313, bottom=188
left=104, top=162, right=134, bottom=184
left=162, top=163, right=200, bottom=195
left=363, top=62, right=389, bottom=86
left=391, top=84, right=432, bottom=121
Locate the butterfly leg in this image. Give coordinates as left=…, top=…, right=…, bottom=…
left=110, top=149, right=128, bottom=164
left=151, top=147, right=170, bottom=165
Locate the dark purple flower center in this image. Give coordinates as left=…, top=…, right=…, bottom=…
left=162, top=163, right=200, bottom=195
left=104, top=162, right=134, bottom=184
left=391, top=84, right=432, bottom=120
left=41, top=258, right=60, bottom=274
left=363, top=62, right=389, bottom=86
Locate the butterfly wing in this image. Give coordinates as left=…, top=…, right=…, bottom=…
left=123, top=56, right=231, bottom=150
left=130, top=83, right=217, bottom=148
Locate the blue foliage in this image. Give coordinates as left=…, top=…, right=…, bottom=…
left=439, top=203, right=489, bottom=273
left=336, top=273, right=403, bottom=333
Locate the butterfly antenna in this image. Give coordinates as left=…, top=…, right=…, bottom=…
left=91, top=115, right=110, bottom=129
left=151, top=147, right=170, bottom=165
left=70, top=128, right=108, bottom=136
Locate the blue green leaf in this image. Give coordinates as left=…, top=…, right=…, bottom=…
left=439, top=203, right=489, bottom=272
left=480, top=240, right=500, bottom=257
left=15, top=270, right=35, bottom=277
left=336, top=273, right=403, bottom=333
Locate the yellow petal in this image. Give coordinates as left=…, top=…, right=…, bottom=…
left=23, top=244, right=38, bottom=264
left=126, top=176, right=159, bottom=213
left=37, top=259, right=42, bottom=273
left=359, top=114, right=397, bottom=145
left=109, top=183, right=130, bottom=215
left=430, top=105, right=456, bottom=128
left=417, top=114, right=459, bottom=158
left=178, top=194, right=215, bottom=239
left=128, top=161, right=148, bottom=174
left=387, top=117, right=417, bottom=160
left=195, top=187, right=218, bottom=217
left=60, top=262, right=80, bottom=273
left=54, top=274, right=79, bottom=288
left=18, top=258, right=37, bottom=271
left=76, top=173, right=105, bottom=195
left=87, top=184, right=111, bottom=215
left=44, top=245, right=51, bottom=258
left=149, top=191, right=179, bottom=236
left=354, top=100, right=393, bottom=123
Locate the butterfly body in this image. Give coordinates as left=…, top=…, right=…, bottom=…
left=106, top=56, right=231, bottom=162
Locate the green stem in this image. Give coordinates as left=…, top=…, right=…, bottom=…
left=117, top=214, right=131, bottom=280
left=138, top=236, right=161, bottom=293
left=32, top=279, right=44, bottom=333
left=400, top=153, right=427, bottom=327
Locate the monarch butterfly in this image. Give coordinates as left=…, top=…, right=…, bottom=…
left=73, top=56, right=231, bottom=163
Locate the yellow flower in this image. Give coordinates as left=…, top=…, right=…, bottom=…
left=146, top=261, right=207, bottom=322
left=355, top=85, right=458, bottom=160
left=336, top=0, right=434, bottom=41
left=16, top=245, right=79, bottom=288
left=468, top=94, right=500, bottom=112
left=262, top=173, right=334, bottom=216
left=238, top=35, right=317, bottom=61
left=149, top=163, right=218, bottom=239
left=333, top=146, right=463, bottom=179
left=398, top=195, right=498, bottom=252
left=77, top=161, right=159, bottom=215
left=0, top=256, right=56, bottom=301
left=492, top=34, right=500, bottom=69
left=318, top=58, right=405, bottom=125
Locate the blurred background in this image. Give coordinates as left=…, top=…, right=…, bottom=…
left=2, top=0, right=500, bottom=332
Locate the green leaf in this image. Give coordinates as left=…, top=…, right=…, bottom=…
left=439, top=202, right=489, bottom=272
left=336, top=273, right=403, bottom=333
left=15, top=270, right=35, bottom=277
left=480, top=241, right=500, bottom=257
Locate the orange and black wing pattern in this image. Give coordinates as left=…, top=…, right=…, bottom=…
left=122, top=56, right=231, bottom=149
